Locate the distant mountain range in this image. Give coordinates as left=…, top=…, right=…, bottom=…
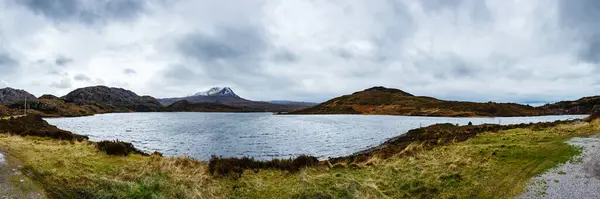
left=0, top=86, right=314, bottom=117
left=157, top=87, right=312, bottom=112
left=1, top=85, right=598, bottom=117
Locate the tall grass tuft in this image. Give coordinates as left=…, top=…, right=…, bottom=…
left=97, top=140, right=147, bottom=156
left=209, top=155, right=319, bottom=176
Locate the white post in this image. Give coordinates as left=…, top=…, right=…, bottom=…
left=24, top=98, right=27, bottom=116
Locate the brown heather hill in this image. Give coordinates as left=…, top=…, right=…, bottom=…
left=290, top=86, right=542, bottom=117
left=541, top=95, right=600, bottom=115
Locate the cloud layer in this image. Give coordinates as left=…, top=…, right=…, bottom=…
left=0, top=0, right=599, bottom=104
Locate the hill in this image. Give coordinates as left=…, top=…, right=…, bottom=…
left=540, top=96, right=600, bottom=115
left=7, top=94, right=100, bottom=117
left=62, top=86, right=164, bottom=112
left=290, top=86, right=542, bottom=117
left=0, top=87, right=36, bottom=104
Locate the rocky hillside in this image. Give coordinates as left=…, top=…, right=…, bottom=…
left=61, top=86, right=163, bottom=112
left=0, top=87, right=36, bottom=104
left=290, top=86, right=543, bottom=117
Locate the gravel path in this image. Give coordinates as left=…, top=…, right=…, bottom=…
left=519, top=135, right=600, bottom=199
left=0, top=152, right=44, bottom=199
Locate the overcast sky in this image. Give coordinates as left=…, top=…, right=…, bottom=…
left=0, top=0, right=599, bottom=104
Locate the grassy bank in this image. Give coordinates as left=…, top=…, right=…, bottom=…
left=0, top=120, right=598, bottom=198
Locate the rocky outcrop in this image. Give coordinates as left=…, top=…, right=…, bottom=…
left=0, top=88, right=36, bottom=105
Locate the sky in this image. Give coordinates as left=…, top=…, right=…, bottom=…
left=0, top=0, right=599, bottom=104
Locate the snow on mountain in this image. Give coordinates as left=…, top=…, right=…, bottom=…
left=192, top=87, right=240, bottom=98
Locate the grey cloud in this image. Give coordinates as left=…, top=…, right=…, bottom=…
left=0, top=53, right=18, bottom=76
left=419, top=0, right=463, bottom=11
left=179, top=26, right=266, bottom=62
left=73, top=73, right=92, bottom=82
left=55, top=55, right=73, bottom=66
left=47, top=70, right=66, bottom=76
left=95, top=78, right=105, bottom=85
left=420, top=0, right=491, bottom=22
left=370, top=1, right=414, bottom=56
left=50, top=78, right=72, bottom=88
left=176, top=25, right=272, bottom=83
left=413, top=53, right=478, bottom=80
left=272, top=50, right=298, bottom=63
left=163, top=64, right=198, bottom=83
left=559, top=0, right=600, bottom=63
left=16, top=0, right=147, bottom=24
left=333, top=48, right=354, bottom=60
left=123, top=68, right=136, bottom=75
left=111, top=81, right=129, bottom=88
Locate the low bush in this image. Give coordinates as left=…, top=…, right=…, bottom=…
left=209, top=155, right=319, bottom=176
left=97, top=140, right=147, bottom=156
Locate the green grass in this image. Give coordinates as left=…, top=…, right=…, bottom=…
left=0, top=121, right=597, bottom=198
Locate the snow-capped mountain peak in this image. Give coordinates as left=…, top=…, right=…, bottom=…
left=193, top=87, right=240, bottom=98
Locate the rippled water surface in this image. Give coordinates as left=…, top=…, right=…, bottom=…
left=46, top=113, right=586, bottom=160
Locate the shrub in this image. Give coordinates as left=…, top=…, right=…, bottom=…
left=209, top=155, right=319, bottom=176
left=97, top=140, right=146, bottom=156
left=0, top=114, right=88, bottom=141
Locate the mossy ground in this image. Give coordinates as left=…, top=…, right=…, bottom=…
left=0, top=120, right=597, bottom=198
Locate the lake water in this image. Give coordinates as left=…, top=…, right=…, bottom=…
left=45, top=113, right=586, bottom=161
